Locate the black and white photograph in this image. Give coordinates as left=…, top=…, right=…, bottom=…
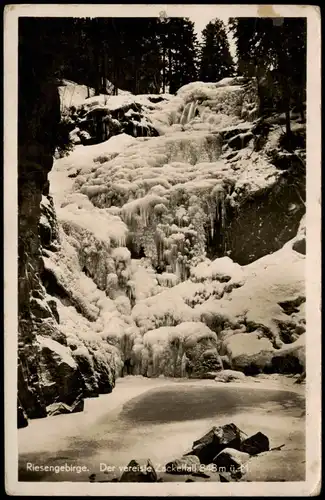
left=4, top=4, right=321, bottom=496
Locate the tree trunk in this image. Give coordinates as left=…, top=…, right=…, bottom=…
left=168, top=47, right=172, bottom=92
left=298, top=89, right=305, bottom=121
left=283, top=82, right=292, bottom=141
left=256, top=78, right=264, bottom=116
left=162, top=47, right=166, bottom=93
left=103, top=51, right=108, bottom=93
left=285, top=107, right=291, bottom=136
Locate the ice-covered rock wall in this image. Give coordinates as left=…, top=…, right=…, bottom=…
left=19, top=76, right=305, bottom=425
left=68, top=77, right=304, bottom=275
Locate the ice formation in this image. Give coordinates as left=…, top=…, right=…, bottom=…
left=41, top=76, right=305, bottom=390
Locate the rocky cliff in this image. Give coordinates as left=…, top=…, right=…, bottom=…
left=18, top=78, right=61, bottom=423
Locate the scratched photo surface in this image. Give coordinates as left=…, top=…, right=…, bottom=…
left=4, top=4, right=321, bottom=497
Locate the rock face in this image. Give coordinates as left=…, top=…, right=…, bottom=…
left=223, top=175, right=305, bottom=265
left=271, top=335, right=305, bottom=374
left=17, top=402, right=28, bottom=428
left=37, top=336, right=83, bottom=407
left=18, top=71, right=62, bottom=419
left=18, top=60, right=119, bottom=423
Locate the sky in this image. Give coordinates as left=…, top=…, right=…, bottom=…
left=193, top=14, right=229, bottom=39
left=192, top=15, right=236, bottom=59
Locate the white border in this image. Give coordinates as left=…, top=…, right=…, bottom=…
left=4, top=4, right=321, bottom=496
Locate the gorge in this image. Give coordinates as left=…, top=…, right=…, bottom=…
left=18, top=76, right=306, bottom=427
left=16, top=68, right=307, bottom=484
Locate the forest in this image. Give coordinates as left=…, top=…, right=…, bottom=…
left=19, top=16, right=306, bottom=136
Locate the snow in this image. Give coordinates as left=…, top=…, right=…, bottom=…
left=129, top=260, right=160, bottom=302
left=196, top=243, right=305, bottom=346
left=58, top=79, right=132, bottom=111
left=80, top=94, right=135, bottom=112
left=58, top=202, right=128, bottom=248
left=156, top=272, right=179, bottom=288
left=37, top=335, right=77, bottom=368
left=58, top=80, right=95, bottom=110
left=131, top=321, right=218, bottom=377
left=19, top=376, right=304, bottom=485
left=132, top=291, right=195, bottom=335
left=60, top=110, right=279, bottom=277
left=191, top=256, right=243, bottom=283
left=44, top=76, right=305, bottom=385
left=224, top=332, right=275, bottom=359
left=50, top=134, right=136, bottom=207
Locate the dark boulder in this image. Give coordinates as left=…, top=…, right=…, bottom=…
left=228, top=132, right=253, bottom=150
left=240, top=432, right=270, bottom=455
left=219, top=472, right=238, bottom=482
left=292, top=238, right=306, bottom=255
left=119, top=459, right=157, bottom=482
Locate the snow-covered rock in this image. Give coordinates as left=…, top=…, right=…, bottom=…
left=37, top=335, right=83, bottom=407
left=223, top=333, right=275, bottom=374
left=213, top=447, right=250, bottom=473
left=59, top=80, right=172, bottom=145
left=130, top=321, right=220, bottom=378
left=214, top=370, right=246, bottom=383
left=271, top=334, right=305, bottom=374
left=197, top=243, right=305, bottom=347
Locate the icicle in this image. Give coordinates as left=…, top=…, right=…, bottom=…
left=180, top=102, right=190, bottom=125
left=181, top=353, right=188, bottom=378
left=179, top=105, right=186, bottom=126
left=187, top=100, right=198, bottom=123
left=180, top=100, right=198, bottom=126
left=221, top=198, right=227, bottom=230
left=216, top=199, right=220, bottom=222
left=175, top=260, right=181, bottom=279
